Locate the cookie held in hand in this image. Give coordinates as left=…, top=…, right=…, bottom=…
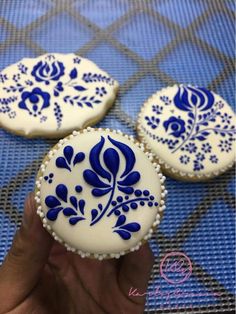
left=35, top=128, right=166, bottom=259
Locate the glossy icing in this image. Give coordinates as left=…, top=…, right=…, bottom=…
left=0, top=54, right=118, bottom=137
left=137, top=85, right=236, bottom=180
left=35, top=128, right=166, bottom=259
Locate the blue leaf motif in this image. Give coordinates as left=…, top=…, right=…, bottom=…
left=83, top=170, right=110, bottom=188
left=73, top=85, right=87, bottom=91
left=114, top=215, right=126, bottom=227
left=91, top=209, right=98, bottom=221
left=90, top=136, right=111, bottom=181
left=70, top=196, right=77, bottom=209
left=56, top=184, right=68, bottom=202
left=73, top=152, right=85, bottom=166
left=118, top=171, right=140, bottom=186
left=78, top=200, right=85, bottom=215
left=63, top=207, right=77, bottom=216
left=64, top=146, right=73, bottom=164
left=70, top=68, right=77, bottom=79
left=108, top=136, right=136, bottom=178
left=121, top=223, right=141, bottom=232
left=103, top=148, right=120, bottom=177
left=46, top=207, right=63, bottom=221
left=114, top=230, right=131, bottom=240
left=69, top=217, right=85, bottom=225
left=92, top=188, right=112, bottom=197
left=118, top=186, right=134, bottom=194
left=56, top=157, right=71, bottom=172
left=45, top=196, right=61, bottom=208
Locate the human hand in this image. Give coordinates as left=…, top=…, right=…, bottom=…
left=0, top=193, right=154, bottom=314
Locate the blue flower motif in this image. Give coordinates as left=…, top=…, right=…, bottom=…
left=209, top=155, right=218, bottom=164
left=152, top=105, right=163, bottom=114
left=31, top=60, right=65, bottom=84
left=95, top=87, right=107, bottom=97
left=174, top=85, right=214, bottom=112
left=218, top=140, right=232, bottom=152
left=184, top=142, right=197, bottom=154
left=45, top=184, right=86, bottom=225
left=160, top=95, right=171, bottom=105
left=179, top=155, right=190, bottom=164
left=221, top=113, right=232, bottom=124
left=18, top=87, right=50, bottom=117
left=145, top=116, right=160, bottom=129
left=196, top=152, right=205, bottom=161
left=193, top=160, right=204, bottom=171
left=0, top=74, right=7, bottom=83
left=163, top=116, right=186, bottom=137
left=202, top=143, right=212, bottom=153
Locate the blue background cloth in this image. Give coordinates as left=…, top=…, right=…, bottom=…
left=0, top=0, right=235, bottom=312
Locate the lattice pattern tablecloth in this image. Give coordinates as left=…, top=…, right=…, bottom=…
left=0, top=1, right=235, bottom=313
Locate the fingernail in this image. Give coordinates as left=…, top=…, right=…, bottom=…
left=22, top=195, right=34, bottom=229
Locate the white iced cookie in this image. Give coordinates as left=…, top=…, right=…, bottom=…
left=137, top=85, right=236, bottom=181
left=0, top=53, right=118, bottom=138
left=35, top=128, right=166, bottom=259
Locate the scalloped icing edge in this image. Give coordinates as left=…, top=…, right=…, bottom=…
left=136, top=84, right=235, bottom=182
left=34, top=127, right=167, bottom=260
left=0, top=53, right=119, bottom=139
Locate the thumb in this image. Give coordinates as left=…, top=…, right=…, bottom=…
left=0, top=192, right=53, bottom=312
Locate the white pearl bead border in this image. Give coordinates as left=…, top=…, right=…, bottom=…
left=137, top=84, right=235, bottom=182
left=35, top=127, right=167, bottom=260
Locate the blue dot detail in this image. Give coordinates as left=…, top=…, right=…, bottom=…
left=44, top=176, right=48, bottom=181
left=117, top=196, right=123, bottom=202
left=125, top=195, right=129, bottom=200
left=115, top=210, right=121, bottom=216
left=135, top=190, right=142, bottom=197
left=148, top=202, right=153, bottom=207
left=122, top=205, right=129, bottom=212
left=75, top=185, right=83, bottom=193
left=48, top=179, right=52, bottom=184
left=49, top=173, right=54, bottom=178
left=143, top=190, right=150, bottom=196
left=140, top=201, right=145, bottom=206
left=111, top=201, right=117, bottom=206
left=150, top=196, right=154, bottom=200
left=154, top=202, right=158, bottom=206
left=131, top=203, right=138, bottom=210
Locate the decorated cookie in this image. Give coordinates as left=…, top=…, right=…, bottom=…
left=0, top=53, right=118, bottom=138
left=137, top=85, right=235, bottom=181
left=35, top=128, right=166, bottom=259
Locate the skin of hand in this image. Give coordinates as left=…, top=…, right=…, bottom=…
left=0, top=193, right=154, bottom=314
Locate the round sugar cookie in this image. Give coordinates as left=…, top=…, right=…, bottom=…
left=0, top=53, right=118, bottom=138
left=35, top=128, right=166, bottom=259
left=137, top=85, right=236, bottom=181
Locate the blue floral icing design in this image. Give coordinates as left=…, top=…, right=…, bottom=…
left=145, top=116, right=160, bottom=129
left=179, top=155, right=190, bottom=164
left=45, top=184, right=86, bottom=225
left=45, top=136, right=159, bottom=241
left=56, top=145, right=85, bottom=172
left=143, top=85, right=236, bottom=172
left=163, top=116, right=186, bottom=138
left=209, top=155, right=218, bottom=164
left=31, top=59, right=65, bottom=85
left=18, top=87, right=50, bottom=117
left=0, top=54, right=116, bottom=129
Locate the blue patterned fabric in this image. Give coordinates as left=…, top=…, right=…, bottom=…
left=0, top=0, right=235, bottom=312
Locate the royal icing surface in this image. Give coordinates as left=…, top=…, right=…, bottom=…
left=138, top=85, right=236, bottom=179
left=0, top=54, right=118, bottom=137
left=35, top=128, right=166, bottom=259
